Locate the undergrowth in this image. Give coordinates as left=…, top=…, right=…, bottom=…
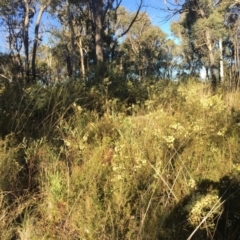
left=0, top=79, right=240, bottom=239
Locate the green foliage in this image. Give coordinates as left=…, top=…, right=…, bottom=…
left=1, top=79, right=240, bottom=239
left=0, top=134, right=23, bottom=192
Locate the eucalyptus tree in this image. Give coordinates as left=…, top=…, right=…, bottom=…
left=31, top=0, right=53, bottom=81
left=53, top=0, right=79, bottom=77
left=0, top=0, right=54, bottom=83
left=89, top=0, right=143, bottom=65
left=170, top=19, right=204, bottom=78
left=164, top=0, right=231, bottom=88
left=120, top=11, right=172, bottom=80
left=52, top=0, right=144, bottom=81
left=91, top=0, right=104, bottom=64
left=163, top=39, right=183, bottom=79
left=0, top=0, right=32, bottom=81
left=224, top=3, right=240, bottom=89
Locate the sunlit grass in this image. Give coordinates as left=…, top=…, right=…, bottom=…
left=0, top=79, right=240, bottom=239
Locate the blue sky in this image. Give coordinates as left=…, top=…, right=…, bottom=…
left=0, top=0, right=176, bottom=53
left=121, top=0, right=175, bottom=36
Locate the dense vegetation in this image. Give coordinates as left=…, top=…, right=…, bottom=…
left=0, top=79, right=240, bottom=239
left=1, top=0, right=240, bottom=239
left=1, top=0, right=240, bottom=88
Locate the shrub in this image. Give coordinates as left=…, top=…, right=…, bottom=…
left=1, top=79, right=240, bottom=239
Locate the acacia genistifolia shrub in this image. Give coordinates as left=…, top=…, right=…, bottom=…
left=0, top=83, right=24, bottom=137
left=0, top=133, right=42, bottom=239
left=155, top=80, right=240, bottom=239
left=1, top=78, right=240, bottom=239
left=0, top=80, right=103, bottom=139
left=0, top=134, right=24, bottom=193
left=0, top=82, right=68, bottom=138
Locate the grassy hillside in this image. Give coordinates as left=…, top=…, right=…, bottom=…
left=0, top=79, right=240, bottom=239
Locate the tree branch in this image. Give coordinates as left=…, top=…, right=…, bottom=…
left=116, top=0, right=144, bottom=39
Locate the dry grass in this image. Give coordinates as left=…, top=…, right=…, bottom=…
left=0, top=80, right=240, bottom=239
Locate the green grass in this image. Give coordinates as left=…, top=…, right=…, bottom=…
left=0, top=79, right=240, bottom=239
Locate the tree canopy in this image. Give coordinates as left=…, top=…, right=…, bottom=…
left=0, top=0, right=240, bottom=88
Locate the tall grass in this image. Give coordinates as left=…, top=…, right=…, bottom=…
left=0, top=79, right=240, bottom=239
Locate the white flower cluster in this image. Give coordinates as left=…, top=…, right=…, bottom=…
left=184, top=192, right=222, bottom=228
left=170, top=122, right=188, bottom=138
left=72, top=102, right=83, bottom=112
left=178, top=84, right=199, bottom=100
left=232, top=163, right=240, bottom=172
left=111, top=144, right=126, bottom=182
left=200, top=95, right=226, bottom=112
left=162, top=135, right=175, bottom=148
left=153, top=161, right=163, bottom=179
left=160, top=122, right=188, bottom=148
left=133, top=156, right=147, bottom=171
left=188, top=179, right=196, bottom=189
left=112, top=163, right=125, bottom=181
left=200, top=97, right=214, bottom=109
left=63, top=132, right=88, bottom=151
left=192, top=124, right=203, bottom=132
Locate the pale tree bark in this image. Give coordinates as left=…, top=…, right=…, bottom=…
left=236, top=35, right=240, bottom=89
left=205, top=29, right=217, bottom=89
left=23, top=0, right=30, bottom=82
left=198, top=6, right=217, bottom=89
left=219, top=37, right=224, bottom=84
left=32, top=1, right=50, bottom=81
left=174, top=1, right=227, bottom=89
left=77, top=34, right=86, bottom=77
left=233, top=38, right=240, bottom=90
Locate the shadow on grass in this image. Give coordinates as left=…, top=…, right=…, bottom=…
left=157, top=174, right=240, bottom=240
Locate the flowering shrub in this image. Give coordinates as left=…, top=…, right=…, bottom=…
left=1, top=79, right=240, bottom=239
left=184, top=192, right=222, bottom=229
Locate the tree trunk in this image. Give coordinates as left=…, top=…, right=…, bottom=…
left=23, top=0, right=30, bottom=83
left=78, top=35, right=86, bottom=78
left=92, top=0, right=104, bottom=64
left=32, top=4, right=48, bottom=81
left=219, top=37, right=224, bottom=84
left=205, top=29, right=217, bottom=90
left=66, top=0, right=76, bottom=78
left=205, top=66, right=209, bottom=80
left=65, top=45, right=72, bottom=76
left=236, top=33, right=240, bottom=90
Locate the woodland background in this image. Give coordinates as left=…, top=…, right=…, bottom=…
left=1, top=0, right=240, bottom=239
